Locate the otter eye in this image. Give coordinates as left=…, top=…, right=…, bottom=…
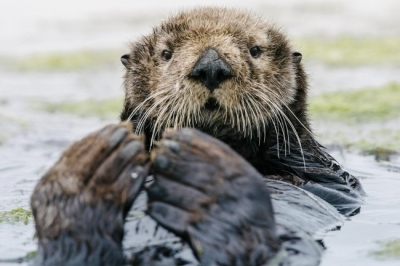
left=250, top=46, right=261, bottom=58
left=162, top=50, right=172, bottom=61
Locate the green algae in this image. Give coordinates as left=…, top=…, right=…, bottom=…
left=371, top=239, right=400, bottom=260
left=309, top=83, right=400, bottom=122
left=0, top=113, right=29, bottom=126
left=35, top=97, right=123, bottom=119
left=25, top=251, right=37, bottom=260
left=312, top=122, right=400, bottom=154
left=310, top=82, right=400, bottom=153
left=362, top=147, right=398, bottom=162
left=14, top=50, right=121, bottom=71
left=294, top=36, right=400, bottom=66
left=0, top=208, right=31, bottom=225
left=353, top=132, right=400, bottom=155
left=0, top=113, right=30, bottom=145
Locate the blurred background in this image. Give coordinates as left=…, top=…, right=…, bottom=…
left=0, top=0, right=399, bottom=265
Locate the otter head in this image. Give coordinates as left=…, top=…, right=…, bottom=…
left=120, top=7, right=308, bottom=149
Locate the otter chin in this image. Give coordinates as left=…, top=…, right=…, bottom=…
left=120, top=7, right=364, bottom=216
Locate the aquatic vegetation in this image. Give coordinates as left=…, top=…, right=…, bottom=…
left=0, top=113, right=30, bottom=144
left=0, top=113, right=29, bottom=126
left=25, top=251, right=36, bottom=260
left=310, top=83, right=400, bottom=153
left=362, top=146, right=398, bottom=162
left=0, top=208, right=31, bottom=225
left=14, top=50, right=121, bottom=71
left=35, top=98, right=123, bottom=119
left=295, top=36, right=400, bottom=66
left=312, top=121, right=400, bottom=154
left=310, top=83, right=400, bottom=122
left=371, top=239, right=400, bottom=260
left=354, top=131, right=400, bottom=157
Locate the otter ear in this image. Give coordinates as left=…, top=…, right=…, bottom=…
left=121, top=54, right=130, bottom=68
left=292, top=52, right=302, bottom=64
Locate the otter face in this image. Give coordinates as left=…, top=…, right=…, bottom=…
left=121, top=7, right=304, bottom=145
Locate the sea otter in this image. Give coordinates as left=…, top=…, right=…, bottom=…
left=31, top=7, right=365, bottom=266
left=119, top=7, right=364, bottom=215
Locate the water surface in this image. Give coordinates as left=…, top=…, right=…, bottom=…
left=0, top=1, right=399, bottom=265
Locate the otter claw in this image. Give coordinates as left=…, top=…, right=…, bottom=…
left=153, top=155, right=171, bottom=172
left=161, top=140, right=181, bottom=152
left=108, top=126, right=128, bottom=146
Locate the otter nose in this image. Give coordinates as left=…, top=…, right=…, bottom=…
left=191, top=48, right=232, bottom=92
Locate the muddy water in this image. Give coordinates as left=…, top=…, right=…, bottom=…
left=1, top=0, right=400, bottom=265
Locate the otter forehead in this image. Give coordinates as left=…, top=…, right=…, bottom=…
left=158, top=8, right=269, bottom=42
left=150, top=8, right=290, bottom=63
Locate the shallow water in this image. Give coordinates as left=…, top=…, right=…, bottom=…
left=321, top=152, right=400, bottom=266
left=1, top=0, right=399, bottom=265
left=1, top=92, right=399, bottom=265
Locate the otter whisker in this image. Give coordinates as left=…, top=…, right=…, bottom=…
left=240, top=105, right=246, bottom=136
left=253, top=90, right=289, bottom=156
left=172, top=98, right=182, bottom=129
left=222, top=104, right=229, bottom=125
left=274, top=106, right=306, bottom=169
left=245, top=88, right=271, bottom=143
left=134, top=90, right=171, bottom=133
left=277, top=112, right=290, bottom=155
left=127, top=89, right=168, bottom=123
left=230, top=106, right=238, bottom=133
left=254, top=94, right=283, bottom=156
left=256, top=85, right=308, bottom=166
left=244, top=92, right=264, bottom=142
left=136, top=93, right=170, bottom=135
left=177, top=94, right=189, bottom=128
left=262, top=85, right=314, bottom=138
left=283, top=104, right=314, bottom=137
left=184, top=90, right=194, bottom=128
left=255, top=86, right=290, bottom=145
left=148, top=92, right=181, bottom=146
left=241, top=100, right=252, bottom=139
left=252, top=88, right=296, bottom=157
left=272, top=106, right=290, bottom=155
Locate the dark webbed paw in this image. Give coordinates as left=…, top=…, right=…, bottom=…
left=31, top=123, right=150, bottom=266
left=147, top=128, right=281, bottom=266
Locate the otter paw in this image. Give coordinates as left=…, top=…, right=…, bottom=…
left=147, top=128, right=281, bottom=266
left=31, top=122, right=149, bottom=241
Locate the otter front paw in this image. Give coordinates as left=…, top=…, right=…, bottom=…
left=147, top=128, right=281, bottom=266
left=31, top=123, right=149, bottom=266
